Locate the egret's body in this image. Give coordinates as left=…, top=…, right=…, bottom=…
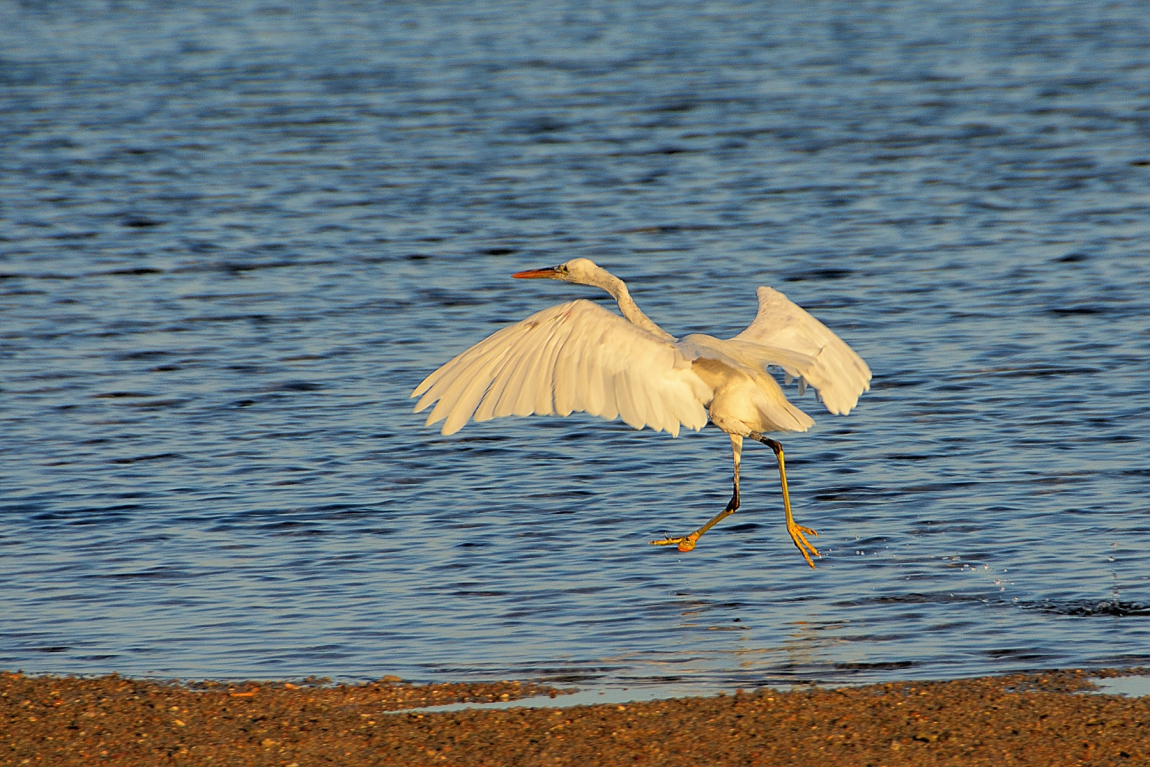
left=411, top=259, right=871, bottom=567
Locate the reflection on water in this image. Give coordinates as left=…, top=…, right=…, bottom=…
left=2, top=0, right=1150, bottom=692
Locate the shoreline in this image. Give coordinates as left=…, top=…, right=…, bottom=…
left=4, top=669, right=1148, bottom=765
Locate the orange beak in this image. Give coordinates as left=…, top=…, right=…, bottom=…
left=512, top=266, right=561, bottom=279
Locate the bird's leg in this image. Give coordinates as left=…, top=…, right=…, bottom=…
left=651, top=435, right=742, bottom=552
left=750, top=433, right=820, bottom=569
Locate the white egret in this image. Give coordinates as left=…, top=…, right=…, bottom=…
left=411, top=258, right=871, bottom=567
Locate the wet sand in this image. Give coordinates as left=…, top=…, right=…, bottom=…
left=4, top=669, right=1148, bottom=765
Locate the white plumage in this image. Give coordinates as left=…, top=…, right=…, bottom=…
left=413, top=300, right=711, bottom=437
left=411, top=258, right=871, bottom=568
left=733, top=286, right=872, bottom=416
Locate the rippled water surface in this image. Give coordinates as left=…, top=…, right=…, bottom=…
left=3, top=1, right=1150, bottom=692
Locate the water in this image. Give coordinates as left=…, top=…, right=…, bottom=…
left=2, top=0, right=1149, bottom=694
left=1092, top=676, right=1150, bottom=698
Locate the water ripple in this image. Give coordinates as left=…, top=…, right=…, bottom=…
left=1, top=0, right=1149, bottom=692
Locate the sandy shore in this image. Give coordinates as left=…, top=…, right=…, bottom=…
left=3, top=669, right=1148, bottom=765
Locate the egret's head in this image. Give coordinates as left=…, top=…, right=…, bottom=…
left=512, top=258, right=601, bottom=284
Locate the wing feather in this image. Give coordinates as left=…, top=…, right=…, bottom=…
left=414, top=326, right=514, bottom=411
left=489, top=337, right=539, bottom=419
left=424, top=340, right=513, bottom=430
left=413, top=300, right=711, bottom=435
left=551, top=329, right=581, bottom=416
left=585, top=336, right=612, bottom=420
left=475, top=345, right=527, bottom=420
left=437, top=349, right=509, bottom=434
left=586, top=329, right=614, bottom=418
left=731, top=286, right=872, bottom=415
left=621, top=367, right=648, bottom=430
left=531, top=325, right=568, bottom=415
left=507, top=327, right=557, bottom=417
left=472, top=342, right=525, bottom=422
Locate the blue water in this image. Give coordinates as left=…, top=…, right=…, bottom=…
left=2, top=0, right=1150, bottom=693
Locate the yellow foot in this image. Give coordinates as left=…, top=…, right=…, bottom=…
left=650, top=532, right=700, bottom=552
left=788, top=522, right=820, bottom=569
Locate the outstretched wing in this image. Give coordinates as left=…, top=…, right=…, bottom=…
left=412, top=300, right=712, bottom=436
left=731, top=286, right=871, bottom=415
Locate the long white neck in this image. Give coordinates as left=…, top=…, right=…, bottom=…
left=593, top=270, right=675, bottom=341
